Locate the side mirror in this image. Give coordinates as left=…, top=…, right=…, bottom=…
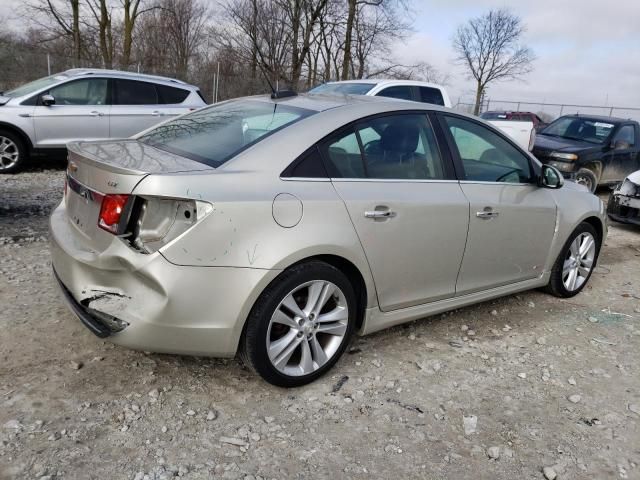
left=539, top=164, right=564, bottom=189
left=611, top=139, right=630, bottom=150
left=41, top=94, right=55, bottom=106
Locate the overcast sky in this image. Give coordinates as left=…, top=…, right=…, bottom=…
left=1, top=0, right=638, bottom=113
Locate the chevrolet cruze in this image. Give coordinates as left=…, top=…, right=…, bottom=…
left=50, top=93, right=606, bottom=386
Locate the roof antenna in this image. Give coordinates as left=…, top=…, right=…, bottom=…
left=257, top=64, right=297, bottom=100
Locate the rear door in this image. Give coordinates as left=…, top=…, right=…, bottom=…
left=33, top=78, right=110, bottom=148
left=324, top=112, right=470, bottom=311
left=110, top=79, right=171, bottom=138
left=439, top=113, right=557, bottom=295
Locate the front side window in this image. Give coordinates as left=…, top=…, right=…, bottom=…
left=614, top=125, right=635, bottom=147
left=322, top=114, right=446, bottom=180
left=139, top=100, right=314, bottom=168
left=444, top=115, right=532, bottom=184
left=48, top=79, right=108, bottom=105
left=114, top=79, right=158, bottom=105
left=376, top=86, right=413, bottom=101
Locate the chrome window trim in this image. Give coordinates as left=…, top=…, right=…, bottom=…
left=279, top=177, right=331, bottom=182
left=458, top=180, right=535, bottom=187
left=330, top=178, right=459, bottom=184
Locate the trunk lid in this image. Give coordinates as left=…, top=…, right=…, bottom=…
left=65, top=139, right=213, bottom=239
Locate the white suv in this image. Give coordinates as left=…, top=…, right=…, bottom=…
left=0, top=69, right=207, bottom=172
left=308, top=79, right=452, bottom=108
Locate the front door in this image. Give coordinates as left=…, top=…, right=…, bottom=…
left=33, top=78, right=110, bottom=148
left=602, top=124, right=640, bottom=183
left=322, top=112, right=469, bottom=311
left=440, top=114, right=557, bottom=295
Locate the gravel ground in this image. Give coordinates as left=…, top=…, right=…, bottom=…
left=1, top=166, right=640, bottom=480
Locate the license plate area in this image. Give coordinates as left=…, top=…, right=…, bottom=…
left=66, top=174, right=103, bottom=235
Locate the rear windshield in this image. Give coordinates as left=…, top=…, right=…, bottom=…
left=139, top=100, right=314, bottom=167
left=308, top=82, right=375, bottom=95
left=481, top=112, right=509, bottom=120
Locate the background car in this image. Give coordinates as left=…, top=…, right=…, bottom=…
left=607, top=169, right=640, bottom=225
left=0, top=68, right=207, bottom=173
left=308, top=79, right=452, bottom=107
left=50, top=93, right=606, bottom=387
left=481, top=111, right=548, bottom=131
left=532, top=114, right=640, bottom=192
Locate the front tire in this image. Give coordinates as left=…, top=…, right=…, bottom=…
left=240, top=261, right=356, bottom=387
left=544, top=222, right=600, bottom=298
left=575, top=168, right=598, bottom=193
left=0, top=129, right=28, bottom=174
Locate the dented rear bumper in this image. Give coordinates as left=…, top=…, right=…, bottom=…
left=49, top=200, right=280, bottom=357
left=607, top=178, right=640, bottom=226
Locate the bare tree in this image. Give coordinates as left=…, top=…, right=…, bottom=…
left=86, top=0, right=114, bottom=67
left=453, top=8, right=534, bottom=115
left=27, top=0, right=84, bottom=63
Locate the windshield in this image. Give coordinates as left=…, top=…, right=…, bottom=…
left=541, top=117, right=615, bottom=144
left=3, top=74, right=69, bottom=98
left=139, top=100, right=315, bottom=167
left=308, top=82, right=375, bottom=95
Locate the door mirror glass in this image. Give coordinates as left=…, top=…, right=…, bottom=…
left=41, top=94, right=55, bottom=106
left=540, top=164, right=564, bottom=189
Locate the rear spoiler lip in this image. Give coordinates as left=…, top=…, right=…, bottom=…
left=67, top=139, right=215, bottom=176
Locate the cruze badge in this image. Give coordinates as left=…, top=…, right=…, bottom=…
left=107, top=180, right=119, bottom=188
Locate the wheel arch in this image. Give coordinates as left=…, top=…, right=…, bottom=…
left=0, top=122, right=33, bottom=152
left=581, top=215, right=604, bottom=244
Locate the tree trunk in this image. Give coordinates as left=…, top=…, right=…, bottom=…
left=72, top=0, right=81, bottom=64
left=341, top=0, right=356, bottom=80
left=473, top=80, right=483, bottom=115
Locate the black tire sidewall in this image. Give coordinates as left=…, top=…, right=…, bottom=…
left=245, top=262, right=357, bottom=387
left=550, top=222, right=600, bottom=297
left=576, top=169, right=597, bottom=193
left=0, top=129, right=27, bottom=174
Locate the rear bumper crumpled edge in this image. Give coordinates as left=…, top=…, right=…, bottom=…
left=607, top=191, right=640, bottom=226
left=50, top=202, right=280, bottom=357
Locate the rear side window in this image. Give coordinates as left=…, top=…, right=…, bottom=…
left=444, top=115, right=532, bottom=183
left=418, top=86, right=444, bottom=106
left=614, top=125, right=635, bottom=147
left=114, top=79, right=158, bottom=105
left=376, top=86, right=413, bottom=101
left=321, top=114, right=446, bottom=180
left=282, top=147, right=327, bottom=178
left=156, top=84, right=190, bottom=104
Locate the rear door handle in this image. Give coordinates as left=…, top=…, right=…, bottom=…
left=476, top=209, right=499, bottom=219
left=90, top=111, right=104, bottom=117
left=364, top=210, right=396, bottom=219
left=152, top=110, right=163, bottom=116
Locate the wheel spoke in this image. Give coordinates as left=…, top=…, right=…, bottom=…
left=304, top=281, right=335, bottom=316
left=269, top=329, right=300, bottom=366
left=309, top=336, right=328, bottom=367
left=578, top=266, right=591, bottom=277
left=562, top=259, right=573, bottom=276
left=282, top=293, right=305, bottom=319
left=299, top=338, right=314, bottom=374
left=569, top=237, right=580, bottom=256
left=271, top=309, right=300, bottom=329
left=318, top=305, right=348, bottom=323
left=316, top=322, right=347, bottom=336
left=579, top=236, right=594, bottom=257
left=580, top=257, right=593, bottom=269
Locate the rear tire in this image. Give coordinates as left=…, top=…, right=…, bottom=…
left=240, top=261, right=356, bottom=387
left=0, top=129, right=28, bottom=174
left=544, top=222, right=600, bottom=298
left=575, top=168, right=598, bottom=193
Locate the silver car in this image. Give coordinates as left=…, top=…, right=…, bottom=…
left=0, top=68, right=206, bottom=173
left=49, top=93, right=607, bottom=386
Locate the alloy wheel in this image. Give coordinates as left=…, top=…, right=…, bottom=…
left=562, top=232, right=596, bottom=291
left=575, top=174, right=593, bottom=192
left=0, top=136, right=20, bottom=171
left=266, top=280, right=349, bottom=376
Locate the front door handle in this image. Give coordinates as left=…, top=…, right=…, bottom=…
left=90, top=111, right=104, bottom=117
left=364, top=210, right=396, bottom=219
left=152, top=110, right=163, bottom=116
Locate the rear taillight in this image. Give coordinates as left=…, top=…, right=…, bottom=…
left=98, top=194, right=130, bottom=234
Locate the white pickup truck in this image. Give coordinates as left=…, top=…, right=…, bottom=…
left=309, top=80, right=536, bottom=151
left=485, top=119, right=536, bottom=151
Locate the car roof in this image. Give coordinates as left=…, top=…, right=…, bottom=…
left=63, top=68, right=194, bottom=88
left=248, top=92, right=450, bottom=113
left=561, top=114, right=631, bottom=124
left=322, top=79, right=446, bottom=90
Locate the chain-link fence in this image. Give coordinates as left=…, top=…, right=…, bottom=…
left=453, top=99, right=640, bottom=122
